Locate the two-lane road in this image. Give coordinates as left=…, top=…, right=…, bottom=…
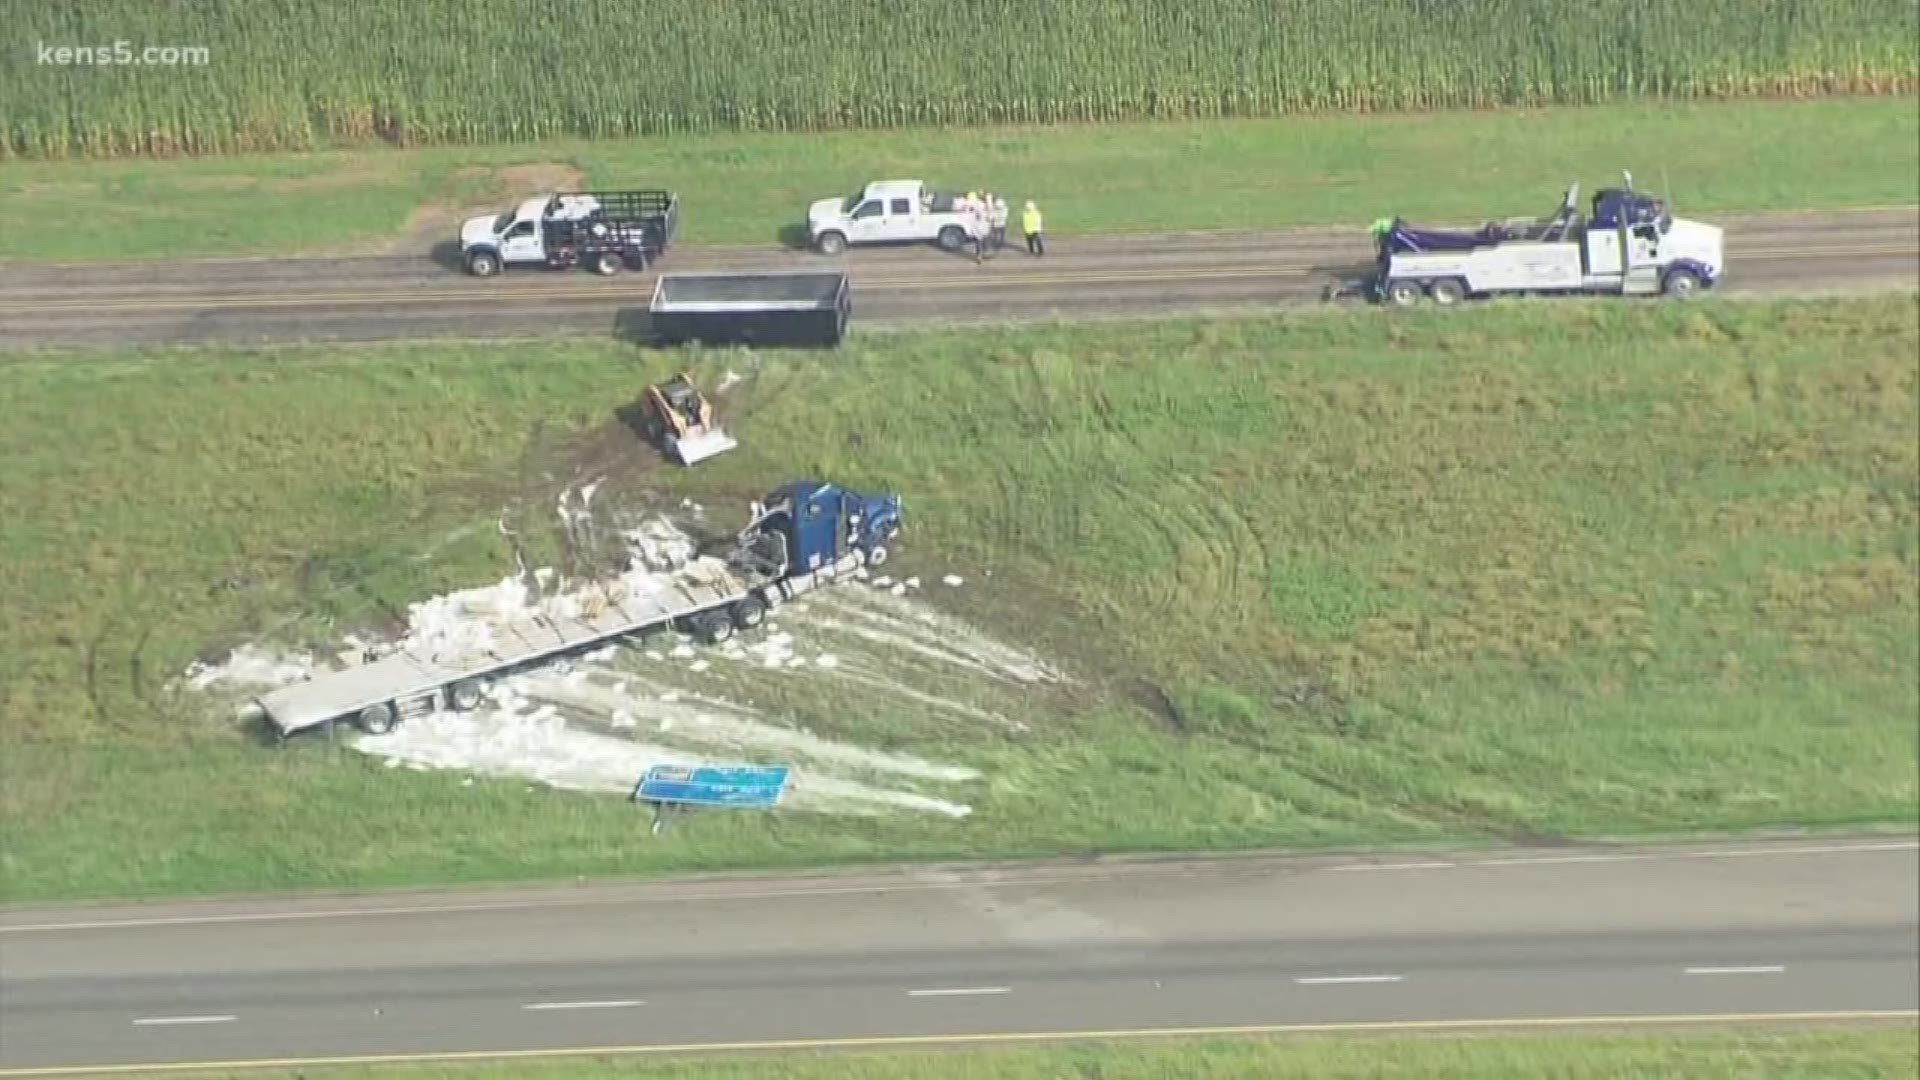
left=0, top=208, right=1913, bottom=349
left=2, top=838, right=1914, bottom=1074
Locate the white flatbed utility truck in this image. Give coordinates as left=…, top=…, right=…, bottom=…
left=459, top=190, right=679, bottom=277
left=807, top=180, right=981, bottom=255
left=1372, top=174, right=1724, bottom=306
left=255, top=481, right=902, bottom=739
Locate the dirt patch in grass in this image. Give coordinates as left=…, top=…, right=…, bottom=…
left=378, top=161, right=588, bottom=256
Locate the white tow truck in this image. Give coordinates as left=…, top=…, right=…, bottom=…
left=1372, top=174, right=1724, bottom=306
left=806, top=180, right=983, bottom=255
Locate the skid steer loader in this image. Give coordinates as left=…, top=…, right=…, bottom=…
left=639, top=372, right=738, bottom=466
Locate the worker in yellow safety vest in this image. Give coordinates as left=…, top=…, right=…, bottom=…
left=1022, top=200, right=1045, bottom=257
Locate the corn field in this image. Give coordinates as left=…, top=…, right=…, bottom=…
left=7, top=0, right=1916, bottom=159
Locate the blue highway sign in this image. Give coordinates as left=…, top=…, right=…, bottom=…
left=634, top=764, right=790, bottom=808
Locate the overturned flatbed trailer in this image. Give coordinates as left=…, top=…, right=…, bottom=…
left=254, top=558, right=761, bottom=739
left=648, top=271, right=850, bottom=348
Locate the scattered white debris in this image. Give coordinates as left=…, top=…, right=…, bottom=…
left=943, top=574, right=964, bottom=587
left=689, top=660, right=711, bottom=674
left=584, top=645, right=618, bottom=663
left=871, top=575, right=894, bottom=588
left=660, top=690, right=681, bottom=704
left=184, top=645, right=314, bottom=691
left=787, top=657, right=808, bottom=668
left=611, top=710, right=637, bottom=729
left=802, top=587, right=1064, bottom=684
left=904, top=576, right=921, bottom=589
left=353, top=675, right=978, bottom=816
left=717, top=369, right=744, bottom=393
left=815, top=654, right=840, bottom=669
left=462, top=777, right=475, bottom=787
left=580, top=480, right=603, bottom=508
left=890, top=584, right=907, bottom=596
left=671, top=644, right=696, bottom=659
left=622, top=519, right=697, bottom=572
left=645, top=650, right=666, bottom=662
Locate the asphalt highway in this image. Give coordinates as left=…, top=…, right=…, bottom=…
left=1, top=838, right=1914, bottom=1074
left=0, top=208, right=1913, bottom=349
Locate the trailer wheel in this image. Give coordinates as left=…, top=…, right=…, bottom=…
left=357, top=702, right=397, bottom=735
left=864, top=543, right=890, bottom=569
left=593, top=252, right=622, bottom=276
left=466, top=251, right=501, bottom=278
left=732, top=595, right=768, bottom=630
left=1661, top=268, right=1702, bottom=299
left=449, top=679, right=483, bottom=712
left=936, top=226, right=966, bottom=252
left=1384, top=280, right=1423, bottom=308
left=816, top=231, right=848, bottom=256
left=1428, top=278, right=1467, bottom=306
left=696, top=611, right=735, bottom=646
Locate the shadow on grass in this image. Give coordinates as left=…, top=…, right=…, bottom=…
left=428, top=240, right=469, bottom=274
left=775, top=223, right=814, bottom=251
left=612, top=307, right=658, bottom=345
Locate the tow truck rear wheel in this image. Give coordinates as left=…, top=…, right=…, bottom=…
left=816, top=231, right=848, bottom=256
left=865, top=543, right=890, bottom=569
left=358, top=702, right=397, bottom=735
left=593, top=252, right=622, bottom=276
left=695, top=611, right=735, bottom=646
left=732, top=596, right=768, bottom=630
left=466, top=251, right=501, bottom=277
left=1428, top=278, right=1467, bottom=306
left=1661, top=268, right=1702, bottom=298
left=1384, top=279, right=1423, bottom=308
left=936, top=226, right=967, bottom=252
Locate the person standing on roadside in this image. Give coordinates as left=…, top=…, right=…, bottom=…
left=968, top=199, right=990, bottom=263
left=1022, top=199, right=1045, bottom=256
left=989, top=194, right=1009, bottom=252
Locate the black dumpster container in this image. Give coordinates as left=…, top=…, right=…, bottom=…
left=648, top=272, right=850, bottom=348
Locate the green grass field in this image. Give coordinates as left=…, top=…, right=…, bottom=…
left=3, top=297, right=1913, bottom=902
left=1, top=97, right=1915, bottom=262
left=142, top=1028, right=1920, bottom=1080
left=8, top=0, right=1912, bottom=157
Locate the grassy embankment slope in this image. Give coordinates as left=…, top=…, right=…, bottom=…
left=2, top=298, right=1914, bottom=902
left=113, top=1028, right=1920, bottom=1080
left=0, top=97, right=1914, bottom=262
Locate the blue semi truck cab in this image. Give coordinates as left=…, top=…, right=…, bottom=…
left=738, top=479, right=903, bottom=577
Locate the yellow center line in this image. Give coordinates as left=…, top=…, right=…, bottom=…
left=0, top=246, right=1913, bottom=314
left=0, top=1009, right=1910, bottom=1077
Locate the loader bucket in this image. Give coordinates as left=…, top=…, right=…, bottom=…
left=669, top=428, right=738, bottom=466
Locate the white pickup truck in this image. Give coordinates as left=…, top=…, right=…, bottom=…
left=807, top=180, right=982, bottom=255
left=457, top=190, right=678, bottom=276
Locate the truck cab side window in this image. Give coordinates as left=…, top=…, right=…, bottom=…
left=506, top=221, right=534, bottom=239
left=852, top=201, right=881, bottom=220
left=890, top=198, right=911, bottom=215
